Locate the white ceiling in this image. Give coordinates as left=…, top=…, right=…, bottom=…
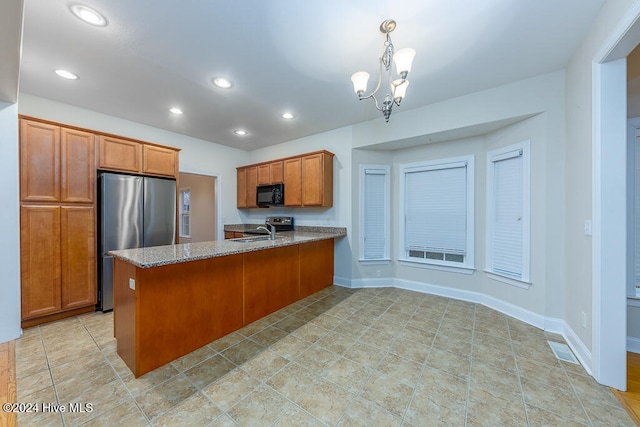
left=17, top=0, right=605, bottom=151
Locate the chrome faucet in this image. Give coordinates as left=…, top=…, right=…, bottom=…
left=256, top=224, right=276, bottom=240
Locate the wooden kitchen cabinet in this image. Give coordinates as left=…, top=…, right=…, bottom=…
left=20, top=119, right=60, bottom=202
left=237, top=168, right=247, bottom=208
left=20, top=205, right=62, bottom=319
left=283, top=158, right=302, bottom=206
left=245, top=166, right=258, bottom=208
left=237, top=150, right=333, bottom=208
left=98, top=135, right=143, bottom=173
left=60, top=206, right=96, bottom=310
left=257, top=164, right=270, bottom=185
left=270, top=161, right=284, bottom=183
left=302, top=152, right=333, bottom=207
left=19, top=117, right=98, bottom=327
left=143, top=144, right=178, bottom=177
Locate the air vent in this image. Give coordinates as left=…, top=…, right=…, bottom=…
left=547, top=340, right=579, bottom=364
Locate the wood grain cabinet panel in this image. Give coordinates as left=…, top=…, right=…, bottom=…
left=236, top=168, right=247, bottom=208
left=243, top=245, right=300, bottom=324
left=302, top=152, right=333, bottom=207
left=20, top=205, right=62, bottom=319
left=60, top=206, right=96, bottom=310
left=20, top=120, right=60, bottom=202
left=257, top=164, right=270, bottom=185
left=143, top=144, right=178, bottom=177
left=98, top=135, right=142, bottom=173
left=283, top=158, right=302, bottom=206
left=270, top=161, right=284, bottom=183
left=299, top=239, right=334, bottom=298
left=245, top=166, right=258, bottom=208
left=61, top=128, right=95, bottom=203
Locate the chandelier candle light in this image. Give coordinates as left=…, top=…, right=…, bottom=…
left=351, top=19, right=416, bottom=122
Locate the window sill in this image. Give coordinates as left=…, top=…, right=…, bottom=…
left=485, top=271, right=531, bottom=289
left=399, top=259, right=475, bottom=275
left=359, top=259, right=392, bottom=265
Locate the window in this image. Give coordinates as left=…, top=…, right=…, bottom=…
left=179, top=188, right=191, bottom=238
left=360, top=165, right=390, bottom=262
left=486, top=141, right=530, bottom=287
left=399, top=155, right=475, bottom=273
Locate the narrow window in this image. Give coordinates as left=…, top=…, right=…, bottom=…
left=179, top=188, right=191, bottom=238
left=486, top=141, right=530, bottom=287
left=360, top=165, right=390, bottom=262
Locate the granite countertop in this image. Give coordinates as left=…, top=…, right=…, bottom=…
left=109, top=228, right=346, bottom=268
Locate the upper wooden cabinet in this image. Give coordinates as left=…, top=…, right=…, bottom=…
left=237, top=151, right=333, bottom=209
left=20, top=119, right=95, bottom=203
left=98, top=135, right=143, bottom=174
left=20, top=120, right=60, bottom=202
left=98, top=135, right=179, bottom=178
left=143, top=144, right=178, bottom=177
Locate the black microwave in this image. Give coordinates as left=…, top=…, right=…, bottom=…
left=256, top=183, right=284, bottom=206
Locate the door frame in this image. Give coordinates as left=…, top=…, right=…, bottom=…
left=178, top=169, right=222, bottom=241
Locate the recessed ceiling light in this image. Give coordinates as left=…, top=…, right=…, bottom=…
left=70, top=4, right=107, bottom=26
left=212, top=78, right=232, bottom=89
left=281, top=112, right=294, bottom=120
left=169, top=107, right=183, bottom=115
left=234, top=129, right=248, bottom=136
left=54, top=69, right=79, bottom=80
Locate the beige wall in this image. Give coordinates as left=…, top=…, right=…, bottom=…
left=178, top=173, right=216, bottom=243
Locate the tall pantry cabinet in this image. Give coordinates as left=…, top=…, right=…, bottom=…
left=19, top=119, right=97, bottom=326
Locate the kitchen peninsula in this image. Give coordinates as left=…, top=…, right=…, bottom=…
left=110, top=227, right=345, bottom=377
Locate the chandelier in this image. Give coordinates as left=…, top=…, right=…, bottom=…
left=350, top=19, right=416, bottom=122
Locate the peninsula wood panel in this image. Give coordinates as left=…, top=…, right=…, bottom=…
left=143, top=144, right=178, bottom=177
left=113, top=258, right=137, bottom=374
left=19, top=119, right=60, bottom=202
left=115, top=255, right=244, bottom=377
left=60, top=206, right=96, bottom=310
left=60, top=127, right=95, bottom=203
left=299, top=239, right=334, bottom=298
left=243, top=245, right=300, bottom=324
left=98, top=135, right=143, bottom=173
left=0, top=341, right=16, bottom=427
left=20, top=205, right=61, bottom=319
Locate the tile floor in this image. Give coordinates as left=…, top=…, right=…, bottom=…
left=15, top=286, right=634, bottom=426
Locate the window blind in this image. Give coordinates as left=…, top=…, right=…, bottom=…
left=363, top=168, right=387, bottom=259
left=404, top=164, right=467, bottom=257
left=491, top=151, right=523, bottom=278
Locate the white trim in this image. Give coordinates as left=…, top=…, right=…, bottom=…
left=628, top=337, right=640, bottom=354
left=398, top=155, right=475, bottom=270
left=399, top=260, right=475, bottom=275
left=343, top=276, right=593, bottom=375
left=485, top=271, right=531, bottom=290
left=358, top=259, right=392, bottom=265
left=359, top=164, right=391, bottom=261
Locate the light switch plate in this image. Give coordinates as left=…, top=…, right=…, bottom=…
left=584, top=220, right=592, bottom=236
left=129, top=278, right=135, bottom=290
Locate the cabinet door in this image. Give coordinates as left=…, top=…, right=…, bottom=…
left=257, top=164, right=270, bottom=185
left=143, top=144, right=178, bottom=177
left=61, top=206, right=97, bottom=310
left=20, top=205, right=61, bottom=319
left=283, top=158, right=302, bottom=206
left=20, top=119, right=60, bottom=202
left=302, top=153, right=333, bottom=207
left=299, top=239, right=334, bottom=298
left=61, top=128, right=95, bottom=203
left=245, top=166, right=258, bottom=208
left=270, top=161, right=284, bottom=183
left=237, top=168, right=247, bottom=208
left=97, top=135, right=142, bottom=173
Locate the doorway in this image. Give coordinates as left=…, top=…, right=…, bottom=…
left=178, top=172, right=216, bottom=243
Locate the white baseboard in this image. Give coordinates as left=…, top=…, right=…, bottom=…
left=346, top=276, right=593, bottom=375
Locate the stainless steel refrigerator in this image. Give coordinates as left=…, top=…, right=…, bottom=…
left=98, top=172, right=176, bottom=311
